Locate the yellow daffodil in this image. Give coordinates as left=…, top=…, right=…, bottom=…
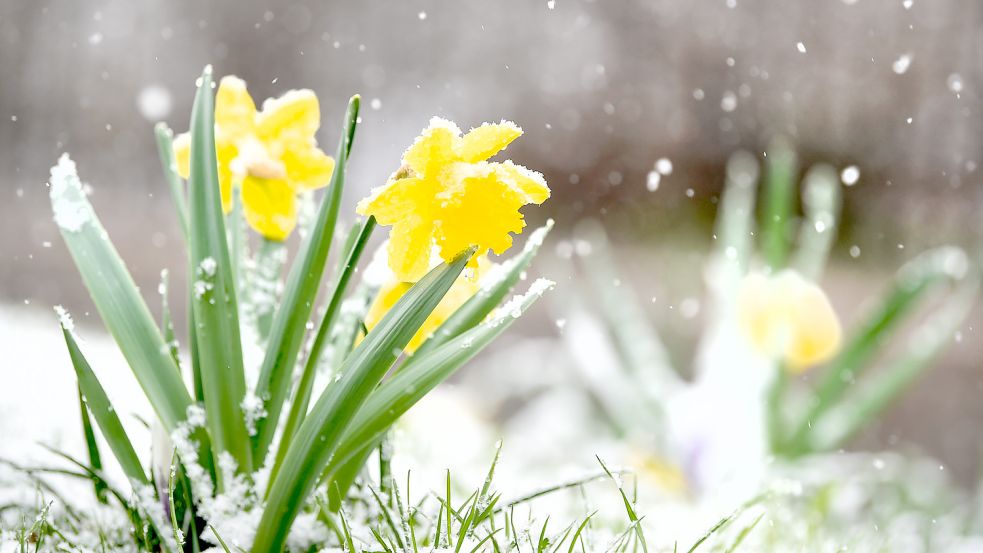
left=356, top=117, right=550, bottom=282
left=363, top=254, right=493, bottom=353
left=736, top=270, right=842, bottom=371
left=173, top=75, right=335, bottom=241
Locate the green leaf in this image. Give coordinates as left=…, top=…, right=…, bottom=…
left=76, top=382, right=108, bottom=503
left=268, top=216, right=376, bottom=486
left=791, top=164, right=841, bottom=281
left=325, top=278, right=554, bottom=493
left=759, top=137, right=797, bottom=270
left=60, top=321, right=149, bottom=485
left=811, top=264, right=978, bottom=451
left=414, top=219, right=552, bottom=357
left=252, top=250, right=472, bottom=553
left=186, top=66, right=252, bottom=475
left=714, top=151, right=760, bottom=281
left=154, top=123, right=189, bottom=240
left=785, top=246, right=972, bottom=454
left=251, top=95, right=361, bottom=464
left=48, top=154, right=192, bottom=433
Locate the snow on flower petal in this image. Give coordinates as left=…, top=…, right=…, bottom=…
left=357, top=117, right=550, bottom=281
left=171, top=75, right=334, bottom=240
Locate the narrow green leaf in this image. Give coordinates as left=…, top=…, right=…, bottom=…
left=252, top=95, right=361, bottom=464
left=715, top=151, right=760, bottom=280
left=414, top=219, right=552, bottom=357
left=154, top=122, right=189, bottom=240
left=323, top=279, right=553, bottom=504
left=253, top=250, right=471, bottom=553
left=187, top=65, right=252, bottom=474
left=791, top=164, right=841, bottom=281
left=60, top=322, right=148, bottom=485
left=760, top=137, right=797, bottom=270
left=76, top=382, right=108, bottom=503
left=785, top=247, right=970, bottom=454
left=268, top=216, right=376, bottom=486
left=48, top=155, right=191, bottom=433
left=813, top=268, right=977, bottom=451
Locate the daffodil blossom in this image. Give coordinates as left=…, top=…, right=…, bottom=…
left=173, top=75, right=335, bottom=241
left=736, top=269, right=842, bottom=371
left=357, top=117, right=550, bottom=282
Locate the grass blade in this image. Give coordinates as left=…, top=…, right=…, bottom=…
left=251, top=95, right=361, bottom=464
left=252, top=250, right=472, bottom=553
left=186, top=65, right=252, bottom=474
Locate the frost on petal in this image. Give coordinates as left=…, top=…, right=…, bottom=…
left=49, top=154, right=95, bottom=233
left=456, top=120, right=522, bottom=163
left=402, top=118, right=460, bottom=176
left=256, top=89, right=320, bottom=146
left=494, top=160, right=551, bottom=204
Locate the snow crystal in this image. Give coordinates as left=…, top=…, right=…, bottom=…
left=654, top=157, right=673, bottom=176
left=796, top=42, right=807, bottom=53
left=892, top=53, right=912, bottom=75
left=137, top=84, right=172, bottom=121
left=646, top=171, right=661, bottom=191
left=947, top=73, right=964, bottom=93
left=840, top=165, right=860, bottom=186
left=720, top=90, right=737, bottom=112
left=49, top=154, right=95, bottom=233
left=53, top=305, right=74, bottom=332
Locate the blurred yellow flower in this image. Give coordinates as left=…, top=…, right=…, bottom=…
left=356, top=117, right=550, bottom=282
left=173, top=75, right=335, bottom=241
left=737, top=270, right=842, bottom=372
left=363, top=255, right=492, bottom=353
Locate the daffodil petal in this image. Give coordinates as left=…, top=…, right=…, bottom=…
left=281, top=145, right=335, bottom=191
left=216, top=136, right=238, bottom=213
left=403, top=117, right=461, bottom=176
left=241, top=176, right=297, bottom=241
left=435, top=166, right=527, bottom=261
left=173, top=133, right=191, bottom=179
left=356, top=177, right=432, bottom=226
left=215, top=76, right=257, bottom=138
left=387, top=217, right=435, bottom=282
left=456, top=121, right=522, bottom=163
left=256, top=89, right=320, bottom=148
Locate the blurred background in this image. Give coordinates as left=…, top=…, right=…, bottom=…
left=2, top=0, right=982, bottom=486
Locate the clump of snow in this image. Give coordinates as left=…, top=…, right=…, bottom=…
left=490, top=278, right=555, bottom=326
left=240, top=392, right=267, bottom=437
left=840, top=165, right=860, bottom=186
left=199, top=256, right=218, bottom=277
left=53, top=304, right=74, bottom=332
left=48, top=154, right=95, bottom=233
